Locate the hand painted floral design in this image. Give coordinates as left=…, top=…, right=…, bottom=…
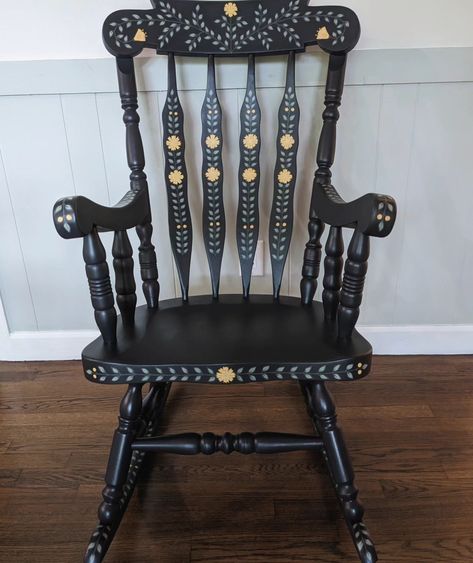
left=169, top=169, right=184, bottom=185
left=216, top=366, right=237, bottom=383
left=243, top=168, right=257, bottom=183
left=205, top=167, right=221, bottom=183
left=166, top=135, right=181, bottom=151
left=205, top=134, right=221, bottom=149
left=223, top=2, right=238, bottom=18
left=243, top=133, right=259, bottom=150
left=280, top=134, right=295, bottom=150
left=278, top=169, right=293, bottom=185
left=106, top=1, right=354, bottom=53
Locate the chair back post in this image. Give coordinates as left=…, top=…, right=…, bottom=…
left=117, top=56, right=160, bottom=308
left=301, top=54, right=346, bottom=306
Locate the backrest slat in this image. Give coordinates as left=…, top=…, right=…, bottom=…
left=237, top=55, right=262, bottom=298
left=269, top=52, right=300, bottom=299
left=201, top=55, right=225, bottom=298
left=162, top=54, right=193, bottom=300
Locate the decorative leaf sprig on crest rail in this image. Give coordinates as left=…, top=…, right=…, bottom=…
left=103, top=1, right=361, bottom=56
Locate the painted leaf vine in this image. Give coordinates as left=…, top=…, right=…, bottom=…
left=163, top=89, right=191, bottom=256
left=107, top=1, right=352, bottom=52
left=238, top=88, right=261, bottom=262
left=202, top=89, right=224, bottom=256
left=271, top=85, right=299, bottom=262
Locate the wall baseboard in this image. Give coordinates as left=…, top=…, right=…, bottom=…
left=1, top=324, right=472, bottom=361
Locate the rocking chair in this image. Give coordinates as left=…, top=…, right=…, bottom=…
left=53, top=2, right=396, bottom=561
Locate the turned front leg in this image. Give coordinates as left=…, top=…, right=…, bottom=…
left=310, top=383, right=364, bottom=524
left=99, top=384, right=143, bottom=527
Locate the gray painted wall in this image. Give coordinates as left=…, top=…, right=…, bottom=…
left=1, top=48, right=472, bottom=333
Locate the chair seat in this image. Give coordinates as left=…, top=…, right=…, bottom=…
left=82, top=295, right=372, bottom=385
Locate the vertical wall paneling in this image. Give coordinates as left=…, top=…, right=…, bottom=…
left=0, top=148, right=37, bottom=331
left=0, top=94, right=93, bottom=330
left=395, top=82, right=473, bottom=324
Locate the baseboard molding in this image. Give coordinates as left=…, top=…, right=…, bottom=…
left=1, top=324, right=472, bottom=361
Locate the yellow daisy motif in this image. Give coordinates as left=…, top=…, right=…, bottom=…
left=216, top=366, right=236, bottom=384
left=206, top=134, right=221, bottom=149
left=278, top=169, right=293, bottom=185
left=243, top=133, right=259, bottom=150
left=169, top=170, right=184, bottom=186
left=206, top=167, right=221, bottom=183
left=280, top=134, right=295, bottom=150
left=166, top=135, right=181, bottom=152
left=224, top=2, right=238, bottom=18
left=242, top=167, right=257, bottom=183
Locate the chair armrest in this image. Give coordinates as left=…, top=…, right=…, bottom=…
left=313, top=182, right=397, bottom=238
left=52, top=188, right=150, bottom=239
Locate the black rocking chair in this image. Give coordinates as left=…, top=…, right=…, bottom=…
left=53, top=2, right=396, bottom=561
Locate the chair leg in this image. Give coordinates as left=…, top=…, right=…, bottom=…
left=304, top=382, right=377, bottom=563
left=84, top=383, right=171, bottom=563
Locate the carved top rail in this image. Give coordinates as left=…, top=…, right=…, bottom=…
left=103, top=0, right=360, bottom=57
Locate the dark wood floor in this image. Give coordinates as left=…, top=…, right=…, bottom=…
left=1, top=357, right=473, bottom=562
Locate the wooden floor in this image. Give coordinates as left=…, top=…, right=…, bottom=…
left=1, top=357, right=473, bottom=562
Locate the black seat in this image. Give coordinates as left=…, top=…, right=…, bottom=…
left=52, top=2, right=396, bottom=562
left=83, top=295, right=372, bottom=385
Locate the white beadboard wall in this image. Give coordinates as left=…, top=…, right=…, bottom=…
left=1, top=47, right=473, bottom=359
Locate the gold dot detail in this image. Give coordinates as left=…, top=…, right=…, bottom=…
left=385, top=216, right=391, bottom=222
left=377, top=214, right=383, bottom=221
left=57, top=216, right=64, bottom=223
left=282, top=222, right=287, bottom=227
left=358, top=370, right=363, bottom=375
left=66, top=214, right=72, bottom=221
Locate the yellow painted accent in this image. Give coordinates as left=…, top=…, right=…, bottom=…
left=317, top=26, right=330, bottom=40
left=224, top=2, right=238, bottom=18
left=216, top=366, right=236, bottom=383
left=134, top=28, right=148, bottom=42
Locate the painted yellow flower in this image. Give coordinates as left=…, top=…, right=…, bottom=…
left=224, top=2, right=238, bottom=18
left=243, top=133, right=259, bottom=150
left=280, top=134, right=295, bottom=150
left=166, top=135, right=181, bottom=152
left=169, top=170, right=184, bottom=186
left=206, top=167, right=221, bottom=183
left=206, top=134, right=221, bottom=149
left=242, top=167, right=257, bottom=183
left=216, top=366, right=236, bottom=384
left=278, top=168, right=293, bottom=185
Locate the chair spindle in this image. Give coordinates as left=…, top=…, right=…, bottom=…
left=269, top=51, right=300, bottom=298
left=112, top=230, right=137, bottom=325
left=338, top=230, right=370, bottom=339
left=83, top=228, right=117, bottom=345
left=323, top=226, right=344, bottom=320
left=202, top=55, right=225, bottom=298
left=136, top=223, right=160, bottom=309
left=163, top=54, right=193, bottom=300
left=300, top=215, right=325, bottom=305
left=237, top=55, right=262, bottom=298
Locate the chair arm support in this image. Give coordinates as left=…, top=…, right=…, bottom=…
left=313, top=182, right=397, bottom=238
left=52, top=188, right=150, bottom=239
